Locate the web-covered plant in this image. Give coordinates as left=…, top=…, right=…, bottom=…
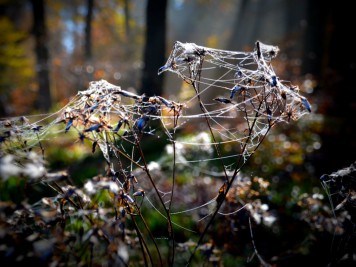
left=0, top=41, right=311, bottom=266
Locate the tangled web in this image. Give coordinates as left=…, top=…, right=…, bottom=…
left=0, top=41, right=311, bottom=265
left=159, top=41, right=311, bottom=160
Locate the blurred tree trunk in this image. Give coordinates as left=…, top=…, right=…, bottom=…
left=30, top=0, right=51, bottom=112
left=226, top=0, right=248, bottom=51
left=124, top=0, right=130, bottom=38
left=84, top=0, right=94, bottom=83
left=140, top=0, right=167, bottom=96
left=85, top=0, right=94, bottom=61
left=305, top=1, right=356, bottom=177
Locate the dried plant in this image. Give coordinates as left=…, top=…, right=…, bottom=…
left=0, top=41, right=312, bottom=266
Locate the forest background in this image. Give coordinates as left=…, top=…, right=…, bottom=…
left=0, top=0, right=355, bottom=266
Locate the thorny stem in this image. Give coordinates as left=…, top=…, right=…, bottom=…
left=190, top=57, right=230, bottom=183
left=133, top=134, right=175, bottom=265
left=167, top=110, right=180, bottom=265
left=130, top=213, right=151, bottom=267
left=187, top=129, right=268, bottom=266
left=186, top=74, right=272, bottom=266
left=35, top=132, right=45, bottom=160
left=185, top=59, right=233, bottom=265
left=110, top=144, right=144, bottom=170
left=134, top=202, right=163, bottom=267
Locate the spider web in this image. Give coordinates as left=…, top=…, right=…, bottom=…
left=158, top=41, right=310, bottom=162
left=0, top=41, right=311, bottom=265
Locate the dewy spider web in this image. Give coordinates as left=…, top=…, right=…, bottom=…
left=157, top=41, right=311, bottom=265
left=0, top=41, right=311, bottom=266
left=158, top=41, right=311, bottom=162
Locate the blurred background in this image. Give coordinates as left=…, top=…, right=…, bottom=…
left=1, top=0, right=354, bottom=177
left=1, top=0, right=355, bottom=265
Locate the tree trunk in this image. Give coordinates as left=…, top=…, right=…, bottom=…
left=85, top=0, right=94, bottom=61
left=304, top=0, right=356, bottom=177
left=140, top=0, right=167, bottom=97
left=124, top=0, right=130, bottom=38
left=30, top=0, right=51, bottom=112
left=226, top=0, right=250, bottom=51
left=84, top=0, right=94, bottom=85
